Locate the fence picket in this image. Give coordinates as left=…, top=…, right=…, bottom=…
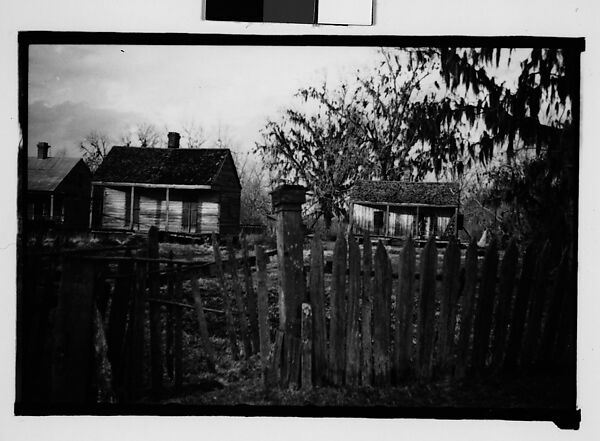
left=147, top=227, right=163, bottom=396
left=255, top=245, right=272, bottom=387
left=130, top=259, right=147, bottom=397
left=503, top=242, right=537, bottom=372
left=242, top=236, right=260, bottom=353
left=471, top=239, right=499, bottom=373
left=538, top=249, right=568, bottom=366
left=490, top=239, right=518, bottom=370
left=191, top=276, right=216, bottom=372
left=521, top=241, right=551, bottom=369
left=165, top=251, right=175, bottom=381
left=301, top=303, right=313, bottom=390
left=345, top=233, right=361, bottom=386
left=329, top=232, right=347, bottom=385
left=309, top=235, right=327, bottom=386
left=436, top=237, right=461, bottom=378
left=212, top=234, right=239, bottom=359
left=227, top=242, right=253, bottom=358
left=454, top=239, right=478, bottom=379
left=107, top=249, right=133, bottom=397
left=373, top=241, right=392, bottom=386
left=416, top=237, right=437, bottom=379
left=361, top=232, right=373, bottom=386
left=393, top=236, right=415, bottom=383
left=174, top=263, right=183, bottom=390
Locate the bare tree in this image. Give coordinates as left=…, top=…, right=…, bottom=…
left=181, top=121, right=206, bottom=148
left=80, top=130, right=112, bottom=172
left=136, top=123, right=162, bottom=148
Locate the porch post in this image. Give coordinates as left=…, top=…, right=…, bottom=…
left=165, top=187, right=170, bottom=232
left=415, top=205, right=420, bottom=237
left=88, top=184, right=94, bottom=229
left=130, top=186, right=135, bottom=230
left=49, top=194, right=54, bottom=221
left=384, top=204, right=390, bottom=237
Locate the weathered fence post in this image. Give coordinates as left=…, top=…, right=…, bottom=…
left=373, top=241, right=392, bottom=386
left=309, top=235, right=327, bottom=386
left=329, top=230, right=348, bottom=386
left=271, top=185, right=306, bottom=388
left=166, top=251, right=175, bottom=381
left=242, top=235, right=260, bottom=353
left=490, top=239, right=518, bottom=370
left=174, top=263, right=183, bottom=390
left=147, top=226, right=163, bottom=397
left=212, top=233, right=239, bottom=359
left=345, top=233, right=361, bottom=386
left=521, top=241, right=551, bottom=369
left=503, top=242, right=537, bottom=372
left=361, top=232, right=373, bottom=386
left=301, top=303, right=313, bottom=390
left=227, top=241, right=252, bottom=358
left=455, top=239, right=478, bottom=380
left=393, top=236, right=416, bottom=383
left=255, top=245, right=272, bottom=387
left=471, top=239, right=499, bottom=374
left=51, top=258, right=96, bottom=403
left=539, top=249, right=569, bottom=367
left=416, top=237, right=437, bottom=380
left=435, top=237, right=461, bottom=378
left=190, top=275, right=216, bottom=372
left=107, top=250, right=133, bottom=398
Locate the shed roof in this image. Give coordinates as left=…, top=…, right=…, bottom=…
left=28, top=157, right=83, bottom=192
left=93, top=146, right=237, bottom=187
left=351, top=180, right=460, bottom=206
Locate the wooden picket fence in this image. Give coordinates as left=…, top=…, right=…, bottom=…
left=20, top=227, right=276, bottom=405
left=263, top=232, right=576, bottom=389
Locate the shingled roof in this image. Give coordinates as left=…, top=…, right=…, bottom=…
left=351, top=180, right=460, bottom=206
left=93, top=146, right=236, bottom=186
left=28, top=157, right=85, bottom=192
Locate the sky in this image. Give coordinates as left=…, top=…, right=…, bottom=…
left=27, top=44, right=383, bottom=158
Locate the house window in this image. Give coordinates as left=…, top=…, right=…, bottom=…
left=27, top=202, right=35, bottom=220
left=182, top=200, right=198, bottom=233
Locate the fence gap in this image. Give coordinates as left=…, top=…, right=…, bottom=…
left=191, top=275, right=216, bottom=372
left=227, top=242, right=252, bottom=358
left=301, top=303, right=313, bottom=390
left=212, top=234, right=239, bottom=360
left=255, top=245, right=272, bottom=388
left=242, top=235, right=260, bottom=353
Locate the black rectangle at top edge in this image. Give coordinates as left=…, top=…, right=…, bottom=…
left=17, top=32, right=586, bottom=51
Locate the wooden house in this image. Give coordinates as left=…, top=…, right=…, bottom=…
left=27, top=142, right=92, bottom=229
left=349, top=180, right=460, bottom=239
left=91, top=132, right=241, bottom=236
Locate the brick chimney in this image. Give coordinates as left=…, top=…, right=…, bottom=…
left=167, top=132, right=180, bottom=149
left=37, top=142, right=50, bottom=159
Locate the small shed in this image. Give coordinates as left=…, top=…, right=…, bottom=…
left=91, top=132, right=241, bottom=236
left=27, top=142, right=92, bottom=229
left=349, top=180, right=460, bottom=239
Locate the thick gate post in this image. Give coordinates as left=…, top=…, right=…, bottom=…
left=271, top=184, right=306, bottom=388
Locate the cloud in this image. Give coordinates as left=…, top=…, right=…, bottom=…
left=27, top=100, right=145, bottom=157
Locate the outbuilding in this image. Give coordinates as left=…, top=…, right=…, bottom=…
left=27, top=142, right=92, bottom=229
left=349, top=180, right=460, bottom=239
left=91, top=132, right=241, bottom=236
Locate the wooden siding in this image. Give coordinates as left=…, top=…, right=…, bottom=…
left=99, top=186, right=221, bottom=234
left=351, top=202, right=455, bottom=238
